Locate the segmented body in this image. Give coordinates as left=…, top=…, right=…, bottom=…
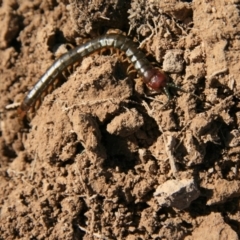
left=18, top=34, right=169, bottom=119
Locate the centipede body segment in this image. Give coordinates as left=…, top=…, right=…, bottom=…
left=18, top=34, right=170, bottom=119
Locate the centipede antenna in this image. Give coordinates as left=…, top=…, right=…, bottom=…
left=163, top=86, right=172, bottom=100
left=166, top=82, right=202, bottom=101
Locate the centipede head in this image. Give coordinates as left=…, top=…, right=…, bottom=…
left=144, top=69, right=194, bottom=100
left=142, top=68, right=171, bottom=99
left=146, top=69, right=168, bottom=91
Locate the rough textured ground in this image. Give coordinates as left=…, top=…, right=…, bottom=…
left=1, top=0, right=240, bottom=239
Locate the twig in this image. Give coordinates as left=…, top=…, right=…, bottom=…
left=141, top=100, right=179, bottom=177
left=139, top=22, right=155, bottom=48
left=158, top=125, right=179, bottom=178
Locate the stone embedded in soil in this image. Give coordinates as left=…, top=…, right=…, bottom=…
left=162, top=50, right=184, bottom=73
left=106, top=108, right=144, bottom=137
left=153, top=179, right=200, bottom=210
left=190, top=212, right=238, bottom=240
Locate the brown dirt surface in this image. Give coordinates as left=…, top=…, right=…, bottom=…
left=1, top=0, right=240, bottom=239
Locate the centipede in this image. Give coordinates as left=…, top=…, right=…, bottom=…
left=18, top=33, right=184, bottom=120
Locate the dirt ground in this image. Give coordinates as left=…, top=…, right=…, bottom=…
left=1, top=0, right=240, bottom=239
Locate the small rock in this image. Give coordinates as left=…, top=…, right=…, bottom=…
left=162, top=50, right=184, bottom=73
left=153, top=179, right=200, bottom=210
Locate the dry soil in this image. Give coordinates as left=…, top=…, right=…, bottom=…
left=1, top=0, right=240, bottom=239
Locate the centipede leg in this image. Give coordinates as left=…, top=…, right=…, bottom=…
left=126, top=63, right=136, bottom=75
left=53, top=78, right=60, bottom=89
left=36, top=97, right=43, bottom=110
left=119, top=53, right=129, bottom=64
left=62, top=69, right=70, bottom=80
